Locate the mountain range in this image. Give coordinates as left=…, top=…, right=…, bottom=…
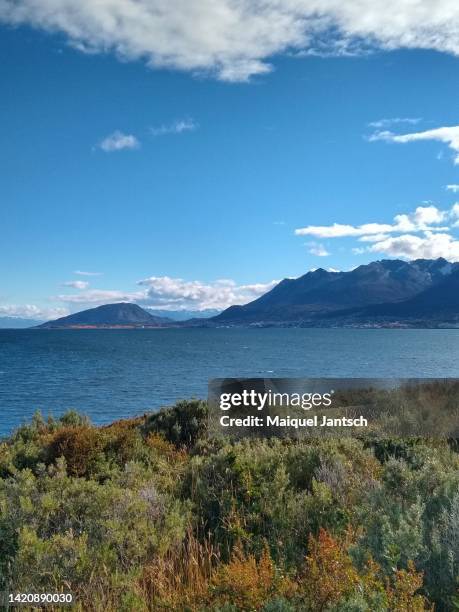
left=206, top=258, right=459, bottom=327
left=30, top=258, right=459, bottom=329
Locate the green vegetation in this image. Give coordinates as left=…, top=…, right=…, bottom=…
left=0, top=397, right=458, bottom=610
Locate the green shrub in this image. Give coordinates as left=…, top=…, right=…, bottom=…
left=143, top=399, right=208, bottom=448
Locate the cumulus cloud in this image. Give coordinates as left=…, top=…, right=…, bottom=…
left=369, top=125, right=459, bottom=164
left=295, top=205, right=448, bottom=238
left=306, top=242, right=330, bottom=256
left=368, top=232, right=459, bottom=261
left=4, top=1, right=459, bottom=81
left=55, top=277, right=279, bottom=311
left=74, top=270, right=102, bottom=276
left=297, top=203, right=459, bottom=262
left=137, top=276, right=279, bottom=310
left=98, top=130, right=139, bottom=152
left=150, top=118, right=198, bottom=136
left=62, top=280, right=89, bottom=289
left=0, top=304, right=69, bottom=321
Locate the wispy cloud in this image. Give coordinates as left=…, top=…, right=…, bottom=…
left=368, top=117, right=421, bottom=129
left=150, top=118, right=198, bottom=136
left=98, top=130, right=139, bottom=152
left=62, top=280, right=89, bottom=289
left=295, top=205, right=448, bottom=239
left=4, top=2, right=459, bottom=81
left=358, top=233, right=391, bottom=243
left=369, top=125, right=459, bottom=164
left=56, top=289, right=141, bottom=305
left=74, top=270, right=102, bottom=276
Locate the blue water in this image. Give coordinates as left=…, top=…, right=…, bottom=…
left=0, top=328, right=458, bottom=436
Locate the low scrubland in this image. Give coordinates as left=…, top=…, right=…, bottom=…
left=0, top=395, right=458, bottom=610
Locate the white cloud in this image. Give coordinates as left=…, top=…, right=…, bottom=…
left=55, top=276, right=279, bottom=311
left=150, top=118, right=198, bottom=136
left=74, top=270, right=102, bottom=276
left=408, top=205, right=447, bottom=225
left=368, top=232, right=459, bottom=261
left=56, top=289, right=142, bottom=305
left=0, top=304, right=69, bottom=321
left=358, top=233, right=391, bottom=242
left=295, top=205, right=448, bottom=238
left=306, top=242, right=330, bottom=256
left=446, top=184, right=459, bottom=193
left=62, top=280, right=89, bottom=289
left=5, top=1, right=459, bottom=81
left=296, top=222, right=394, bottom=238
left=137, top=276, right=278, bottom=310
left=98, top=130, right=139, bottom=152
left=296, top=203, right=459, bottom=261
left=369, top=125, right=459, bottom=164
left=368, top=117, right=421, bottom=129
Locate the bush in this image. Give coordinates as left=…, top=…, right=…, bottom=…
left=211, top=545, right=293, bottom=611
left=46, top=426, right=106, bottom=477
left=143, top=399, right=208, bottom=448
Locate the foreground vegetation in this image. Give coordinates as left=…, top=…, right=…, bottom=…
left=0, top=397, right=458, bottom=610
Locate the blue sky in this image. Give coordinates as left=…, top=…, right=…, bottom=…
left=2, top=2, right=459, bottom=318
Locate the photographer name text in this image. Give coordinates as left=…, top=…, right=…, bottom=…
left=219, top=414, right=368, bottom=428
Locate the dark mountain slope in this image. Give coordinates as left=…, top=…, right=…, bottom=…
left=212, top=258, right=457, bottom=324
left=36, top=303, right=172, bottom=328
left=354, top=268, right=459, bottom=320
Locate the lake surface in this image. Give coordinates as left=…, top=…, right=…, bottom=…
left=0, top=328, right=458, bottom=436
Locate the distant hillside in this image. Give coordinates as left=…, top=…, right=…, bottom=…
left=204, top=258, right=459, bottom=327
left=36, top=303, right=173, bottom=329
left=146, top=308, right=220, bottom=321
left=0, top=317, right=43, bottom=329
